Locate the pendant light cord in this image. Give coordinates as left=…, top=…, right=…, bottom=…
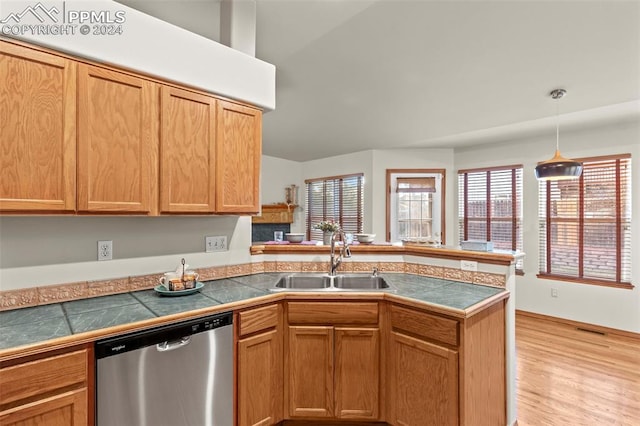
left=556, top=97, right=560, bottom=151
left=550, top=88, right=566, bottom=153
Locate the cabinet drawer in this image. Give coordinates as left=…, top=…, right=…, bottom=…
left=390, top=305, right=458, bottom=346
left=0, top=349, right=88, bottom=406
left=288, top=302, right=378, bottom=325
left=239, top=304, right=280, bottom=337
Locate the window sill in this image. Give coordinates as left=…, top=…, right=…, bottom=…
left=536, top=273, right=634, bottom=290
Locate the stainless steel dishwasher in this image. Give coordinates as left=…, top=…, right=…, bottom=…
left=95, top=312, right=233, bottom=426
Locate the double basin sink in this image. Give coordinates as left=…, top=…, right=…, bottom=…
left=269, top=273, right=392, bottom=292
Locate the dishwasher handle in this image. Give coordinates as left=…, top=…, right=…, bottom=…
left=156, top=336, right=191, bottom=352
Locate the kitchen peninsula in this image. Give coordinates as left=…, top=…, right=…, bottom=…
left=0, top=244, right=521, bottom=426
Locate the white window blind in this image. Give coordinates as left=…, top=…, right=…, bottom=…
left=305, top=174, right=364, bottom=241
left=458, top=165, right=524, bottom=270
left=538, top=154, right=632, bottom=286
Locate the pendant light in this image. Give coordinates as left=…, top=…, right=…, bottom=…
left=535, top=89, right=583, bottom=180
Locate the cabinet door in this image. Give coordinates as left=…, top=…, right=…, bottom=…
left=215, top=100, right=261, bottom=214
left=78, top=64, right=158, bottom=214
left=0, top=388, right=87, bottom=425
left=160, top=86, right=216, bottom=213
left=287, top=326, right=333, bottom=418
left=238, top=328, right=283, bottom=426
left=389, top=331, right=458, bottom=426
left=0, top=42, right=76, bottom=212
left=335, top=327, right=380, bottom=420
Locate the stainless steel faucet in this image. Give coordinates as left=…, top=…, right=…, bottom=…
left=329, top=232, right=351, bottom=276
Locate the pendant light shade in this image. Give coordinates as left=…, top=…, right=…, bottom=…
left=535, top=89, right=583, bottom=181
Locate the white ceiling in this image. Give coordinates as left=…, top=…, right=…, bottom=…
left=117, top=0, right=640, bottom=161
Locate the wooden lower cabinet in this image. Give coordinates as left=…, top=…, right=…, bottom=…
left=388, top=331, right=458, bottom=426
left=0, top=389, right=87, bottom=426
left=285, top=303, right=381, bottom=422
left=0, top=345, right=91, bottom=426
left=237, top=304, right=284, bottom=426
left=387, top=301, right=507, bottom=426
left=287, top=325, right=381, bottom=420
left=287, top=326, right=334, bottom=418
left=335, top=328, right=380, bottom=420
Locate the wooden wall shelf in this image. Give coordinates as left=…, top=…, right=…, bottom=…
left=252, top=203, right=297, bottom=224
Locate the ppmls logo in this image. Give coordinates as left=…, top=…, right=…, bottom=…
left=0, top=2, right=60, bottom=24
left=1, top=1, right=126, bottom=36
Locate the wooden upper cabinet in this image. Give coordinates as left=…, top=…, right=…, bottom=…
left=0, top=42, right=76, bottom=212
left=1, top=40, right=263, bottom=216
left=215, top=100, right=261, bottom=214
left=77, top=64, right=158, bottom=214
left=160, top=86, right=216, bottom=213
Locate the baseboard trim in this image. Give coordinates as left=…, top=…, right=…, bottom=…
left=516, top=309, right=640, bottom=341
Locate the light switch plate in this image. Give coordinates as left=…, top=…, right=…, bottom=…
left=205, top=236, right=227, bottom=252
left=460, top=260, right=478, bottom=271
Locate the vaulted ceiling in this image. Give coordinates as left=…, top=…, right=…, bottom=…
left=117, top=0, right=640, bottom=161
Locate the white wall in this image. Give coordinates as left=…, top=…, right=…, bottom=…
left=3, top=0, right=275, bottom=110
left=455, top=119, right=640, bottom=333
left=0, top=216, right=253, bottom=291
left=261, top=155, right=304, bottom=232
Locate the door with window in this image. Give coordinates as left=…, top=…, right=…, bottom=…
left=387, top=170, right=445, bottom=243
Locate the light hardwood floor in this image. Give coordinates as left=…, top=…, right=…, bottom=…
left=516, top=312, right=640, bottom=426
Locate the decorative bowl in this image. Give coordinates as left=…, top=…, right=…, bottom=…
left=354, top=233, right=376, bottom=243
left=285, top=233, right=305, bottom=243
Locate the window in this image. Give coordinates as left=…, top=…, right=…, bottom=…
left=387, top=170, right=445, bottom=243
left=538, top=154, right=632, bottom=288
left=458, top=165, right=523, bottom=270
left=305, top=173, right=364, bottom=241
left=396, top=177, right=435, bottom=239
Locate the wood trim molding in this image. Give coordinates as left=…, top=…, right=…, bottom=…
left=536, top=273, right=634, bottom=290
left=457, top=164, right=524, bottom=174
left=304, top=173, right=364, bottom=184
left=252, top=203, right=296, bottom=224
left=516, top=310, right=640, bottom=341
left=250, top=244, right=517, bottom=266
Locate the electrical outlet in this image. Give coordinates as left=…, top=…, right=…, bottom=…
left=551, top=288, right=558, bottom=298
left=98, top=240, right=113, bottom=261
left=205, top=236, right=227, bottom=252
left=460, top=260, right=478, bottom=271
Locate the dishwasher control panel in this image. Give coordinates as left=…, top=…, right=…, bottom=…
left=95, top=311, right=233, bottom=359
left=201, top=314, right=232, bottom=331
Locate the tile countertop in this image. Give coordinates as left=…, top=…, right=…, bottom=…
left=0, top=273, right=507, bottom=355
